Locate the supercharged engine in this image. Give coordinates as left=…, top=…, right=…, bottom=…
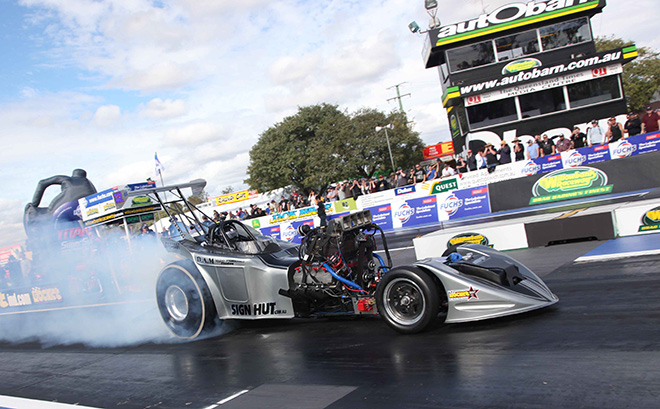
left=279, top=210, right=392, bottom=317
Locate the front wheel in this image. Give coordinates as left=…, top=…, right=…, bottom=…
left=156, top=260, right=217, bottom=339
left=376, top=266, right=440, bottom=334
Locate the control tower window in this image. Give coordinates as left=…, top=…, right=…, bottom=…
left=519, top=88, right=566, bottom=118
left=496, top=29, right=540, bottom=61
left=466, top=98, right=517, bottom=130
left=567, top=76, right=621, bottom=108
left=447, top=40, right=495, bottom=72
left=540, top=17, right=591, bottom=51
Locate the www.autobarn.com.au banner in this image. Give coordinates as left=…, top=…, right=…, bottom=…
left=489, top=151, right=660, bottom=212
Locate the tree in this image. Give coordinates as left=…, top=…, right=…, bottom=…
left=187, top=189, right=209, bottom=206
left=245, top=104, right=424, bottom=193
left=596, top=36, right=660, bottom=111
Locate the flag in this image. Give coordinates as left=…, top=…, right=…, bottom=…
left=155, top=153, right=165, bottom=175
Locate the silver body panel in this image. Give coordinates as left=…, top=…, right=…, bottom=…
left=415, top=245, right=558, bottom=323
left=174, top=244, right=295, bottom=321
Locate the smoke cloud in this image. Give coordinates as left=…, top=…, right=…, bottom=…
left=0, top=228, right=228, bottom=348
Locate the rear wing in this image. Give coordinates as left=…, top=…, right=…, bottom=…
left=121, top=179, right=209, bottom=241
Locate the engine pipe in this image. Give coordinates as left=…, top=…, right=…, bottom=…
left=321, top=262, right=365, bottom=291
left=373, top=253, right=388, bottom=273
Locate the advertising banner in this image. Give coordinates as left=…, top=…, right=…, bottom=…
left=367, top=204, right=394, bottom=232
left=533, top=154, right=563, bottom=173
left=213, top=190, right=258, bottom=207
left=333, top=198, right=357, bottom=213
left=490, top=151, right=660, bottom=212
left=437, top=186, right=491, bottom=220
left=391, top=196, right=439, bottom=229
left=423, top=142, right=454, bottom=160
left=614, top=203, right=660, bottom=237
left=79, top=187, right=121, bottom=221
left=561, top=144, right=611, bottom=167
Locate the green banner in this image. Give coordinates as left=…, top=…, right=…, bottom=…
left=334, top=198, right=357, bottom=213
left=529, top=185, right=613, bottom=205
left=431, top=178, right=459, bottom=194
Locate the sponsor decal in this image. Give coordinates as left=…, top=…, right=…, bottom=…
left=564, top=151, right=586, bottom=167
left=395, top=204, right=415, bottom=223
left=440, top=194, right=463, bottom=216
left=395, top=185, right=416, bottom=196
left=84, top=188, right=118, bottom=206
left=282, top=224, right=297, bottom=242
left=639, top=206, right=660, bottom=232
left=230, top=302, right=286, bottom=316
left=502, top=58, right=542, bottom=74
left=530, top=167, right=612, bottom=204
left=126, top=181, right=156, bottom=191
left=213, top=190, right=255, bottom=206
left=520, top=160, right=541, bottom=176
left=447, top=233, right=491, bottom=248
left=448, top=286, right=479, bottom=301
left=610, top=141, right=636, bottom=158
left=431, top=178, right=459, bottom=194
left=435, top=0, right=600, bottom=47
left=252, top=219, right=261, bottom=229
left=195, top=256, right=245, bottom=266
left=450, top=114, right=460, bottom=137
left=0, top=286, right=63, bottom=309
left=131, top=196, right=152, bottom=207
left=334, top=198, right=357, bottom=212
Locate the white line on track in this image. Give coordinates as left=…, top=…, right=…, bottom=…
left=374, top=246, right=414, bottom=253
left=202, top=389, right=250, bottom=409
left=575, top=249, right=660, bottom=262
left=0, top=395, right=103, bottom=409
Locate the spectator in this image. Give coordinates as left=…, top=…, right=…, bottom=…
left=484, top=144, right=498, bottom=173
left=317, top=196, right=327, bottom=227
left=456, top=157, right=468, bottom=173
left=441, top=162, right=457, bottom=178
left=466, top=149, right=477, bottom=171
left=425, top=163, right=438, bottom=181
left=341, top=181, right=352, bottom=200
left=540, top=134, right=556, bottom=157
left=212, top=210, right=221, bottom=222
left=512, top=138, right=525, bottom=161
left=389, top=172, right=397, bottom=188
left=555, top=134, right=572, bottom=152
left=413, top=164, right=426, bottom=183
left=201, top=215, right=214, bottom=228
left=624, top=112, right=641, bottom=137
left=476, top=148, right=487, bottom=169
left=641, top=106, right=660, bottom=134
left=607, top=117, right=624, bottom=143
left=326, top=185, right=337, bottom=201
left=586, top=119, right=606, bottom=146
left=571, top=126, right=586, bottom=149
left=350, top=180, right=362, bottom=199
left=526, top=139, right=540, bottom=160
left=307, top=190, right=317, bottom=206
left=375, top=174, right=390, bottom=191
left=395, top=168, right=408, bottom=187
left=498, top=140, right=512, bottom=164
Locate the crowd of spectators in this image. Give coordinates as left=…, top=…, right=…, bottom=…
left=205, top=110, right=660, bottom=220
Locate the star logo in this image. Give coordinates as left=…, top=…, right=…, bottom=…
left=467, top=286, right=479, bottom=300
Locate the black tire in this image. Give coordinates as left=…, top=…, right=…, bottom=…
left=376, top=266, right=440, bottom=334
left=156, top=260, right=217, bottom=339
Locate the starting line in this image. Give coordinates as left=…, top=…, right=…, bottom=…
left=0, top=395, right=102, bottom=409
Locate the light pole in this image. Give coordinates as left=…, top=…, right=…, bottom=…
left=375, top=124, right=395, bottom=170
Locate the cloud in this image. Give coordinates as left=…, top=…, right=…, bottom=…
left=139, top=98, right=188, bottom=120
left=92, top=104, right=121, bottom=127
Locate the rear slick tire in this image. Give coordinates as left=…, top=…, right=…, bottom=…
left=156, top=260, right=217, bottom=339
left=376, top=266, right=440, bottom=334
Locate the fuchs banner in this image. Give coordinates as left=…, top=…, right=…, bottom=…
left=489, top=151, right=660, bottom=212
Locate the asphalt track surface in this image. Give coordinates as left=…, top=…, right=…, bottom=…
left=1, top=236, right=660, bottom=409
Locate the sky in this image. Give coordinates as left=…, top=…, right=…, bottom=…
left=0, top=0, right=658, bottom=248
